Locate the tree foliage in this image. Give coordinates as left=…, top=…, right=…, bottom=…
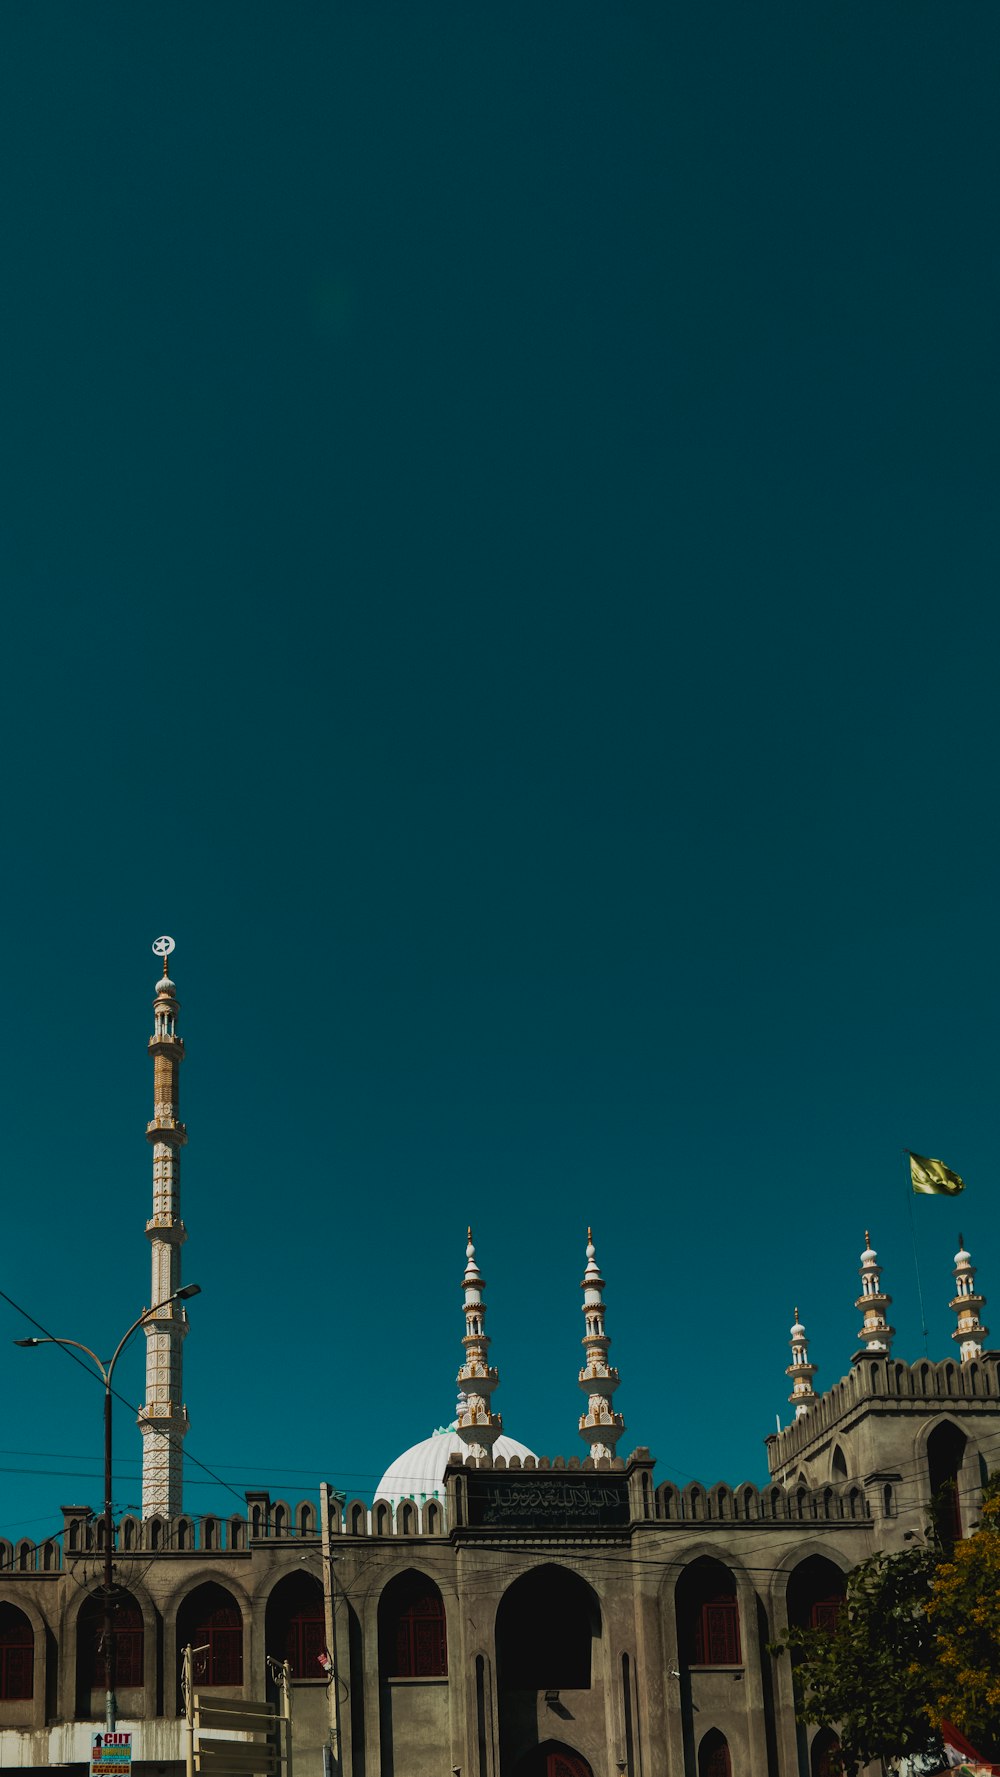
left=772, top=1543, right=941, bottom=1776
left=924, top=1472, right=1000, bottom=1759
left=772, top=1475, right=1000, bottom=1774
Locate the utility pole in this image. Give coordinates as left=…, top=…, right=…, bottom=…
left=319, top=1483, right=341, bottom=1777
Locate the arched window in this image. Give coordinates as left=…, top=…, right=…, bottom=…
left=698, top=1729, right=732, bottom=1777
left=496, top=1566, right=599, bottom=1691
left=0, top=1604, right=33, bottom=1700
left=811, top=1729, right=841, bottom=1777
left=676, top=1559, right=741, bottom=1666
left=786, top=1556, right=846, bottom=1637
left=265, top=1573, right=326, bottom=1680
left=831, top=1445, right=847, bottom=1481
left=177, top=1583, right=243, bottom=1687
left=78, top=1592, right=145, bottom=1694
left=927, top=1421, right=966, bottom=1544
left=378, top=1571, right=447, bottom=1679
left=425, top=1501, right=441, bottom=1534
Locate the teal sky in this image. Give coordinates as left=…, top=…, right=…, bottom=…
left=1, top=3, right=998, bottom=1543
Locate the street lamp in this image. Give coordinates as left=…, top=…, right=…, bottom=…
left=14, top=1283, right=201, bottom=1730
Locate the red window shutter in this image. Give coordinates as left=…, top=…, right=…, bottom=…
left=1, top=1643, right=33, bottom=1701
left=701, top=1600, right=740, bottom=1665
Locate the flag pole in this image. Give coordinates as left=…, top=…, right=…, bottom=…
left=903, top=1150, right=930, bottom=1355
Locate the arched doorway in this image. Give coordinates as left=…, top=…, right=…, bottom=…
left=698, top=1729, right=732, bottom=1777
left=496, top=1568, right=602, bottom=1777
left=811, top=1728, right=841, bottom=1777
left=515, top=1744, right=594, bottom=1777
left=927, top=1421, right=966, bottom=1544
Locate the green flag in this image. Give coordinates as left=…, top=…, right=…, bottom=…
left=908, top=1151, right=965, bottom=1196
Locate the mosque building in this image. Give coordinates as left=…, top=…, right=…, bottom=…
left=0, top=948, right=998, bottom=1777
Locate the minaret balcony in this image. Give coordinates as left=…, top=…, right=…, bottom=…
left=137, top=1400, right=190, bottom=1427
left=145, top=1217, right=188, bottom=1245
left=146, top=1117, right=188, bottom=1145
left=148, top=1035, right=185, bottom=1059
left=579, top=1411, right=624, bottom=1436
left=458, top=1362, right=498, bottom=1386
left=578, top=1364, right=619, bottom=1388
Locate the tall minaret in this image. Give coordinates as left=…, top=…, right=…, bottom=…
left=855, top=1230, right=895, bottom=1357
left=578, top=1229, right=624, bottom=1461
left=786, top=1308, right=818, bottom=1418
left=138, top=938, right=191, bottom=1517
left=951, top=1235, right=989, bottom=1362
left=455, top=1229, right=502, bottom=1461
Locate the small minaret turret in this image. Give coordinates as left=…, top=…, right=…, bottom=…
left=951, top=1234, right=989, bottom=1362
left=786, top=1307, right=818, bottom=1418
left=138, top=938, right=191, bottom=1517
left=578, top=1229, right=624, bottom=1461
left=456, top=1229, right=502, bottom=1461
left=855, top=1230, right=895, bottom=1357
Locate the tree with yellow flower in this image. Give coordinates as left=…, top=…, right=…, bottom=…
left=923, top=1471, right=1000, bottom=1760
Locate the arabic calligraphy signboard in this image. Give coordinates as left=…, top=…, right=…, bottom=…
left=465, top=1470, right=630, bottom=1529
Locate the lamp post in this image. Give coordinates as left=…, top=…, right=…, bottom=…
left=14, top=1283, right=201, bottom=1731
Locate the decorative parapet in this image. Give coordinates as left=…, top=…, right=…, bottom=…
left=767, top=1351, right=1000, bottom=1475
left=652, top=1474, right=875, bottom=1525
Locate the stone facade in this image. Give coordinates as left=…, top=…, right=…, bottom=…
left=1, top=1350, right=998, bottom=1777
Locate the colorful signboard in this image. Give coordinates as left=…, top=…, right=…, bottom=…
left=91, top=1732, right=133, bottom=1777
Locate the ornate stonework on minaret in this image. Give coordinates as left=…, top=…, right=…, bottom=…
left=578, top=1229, right=624, bottom=1461
left=137, top=938, right=191, bottom=1517
left=951, top=1234, right=989, bottom=1362
left=855, top=1230, right=895, bottom=1357
left=786, top=1308, right=818, bottom=1419
left=456, top=1229, right=502, bottom=1461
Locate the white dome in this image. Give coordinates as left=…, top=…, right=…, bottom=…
left=374, top=1426, right=536, bottom=1505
